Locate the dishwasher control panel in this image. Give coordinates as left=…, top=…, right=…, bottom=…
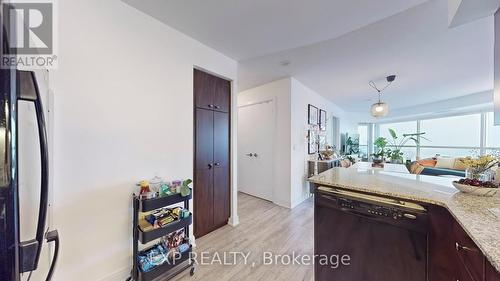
left=317, top=186, right=428, bottom=236
left=338, top=197, right=415, bottom=220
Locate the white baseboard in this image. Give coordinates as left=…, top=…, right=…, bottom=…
left=273, top=200, right=292, bottom=209
left=190, top=234, right=197, bottom=248
left=228, top=215, right=240, bottom=226
left=290, top=194, right=310, bottom=209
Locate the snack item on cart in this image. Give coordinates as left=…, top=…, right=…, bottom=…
left=145, top=207, right=174, bottom=228
left=171, top=207, right=182, bottom=218
left=158, top=215, right=175, bottom=227
left=181, top=209, right=190, bottom=219
left=138, top=245, right=168, bottom=272
left=178, top=243, right=190, bottom=253
left=167, top=230, right=185, bottom=249
left=138, top=180, right=151, bottom=195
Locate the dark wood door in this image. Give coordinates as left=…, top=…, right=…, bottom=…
left=213, top=112, right=230, bottom=227
left=195, top=109, right=214, bottom=170
left=194, top=69, right=231, bottom=238
left=213, top=112, right=229, bottom=168
left=194, top=108, right=214, bottom=238
left=194, top=169, right=214, bottom=238
left=486, top=261, right=500, bottom=281
left=428, top=205, right=500, bottom=281
left=194, top=69, right=215, bottom=110
left=214, top=77, right=230, bottom=112
left=452, top=220, right=484, bottom=281
left=428, top=206, right=456, bottom=281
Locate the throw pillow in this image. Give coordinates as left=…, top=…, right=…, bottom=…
left=417, top=159, right=437, bottom=167
left=453, top=158, right=468, bottom=171
left=435, top=157, right=456, bottom=169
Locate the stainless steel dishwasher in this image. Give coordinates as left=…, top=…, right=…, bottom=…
left=314, top=186, right=428, bottom=281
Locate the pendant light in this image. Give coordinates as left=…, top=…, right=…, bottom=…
left=369, top=75, right=396, bottom=118
left=371, top=97, right=389, bottom=118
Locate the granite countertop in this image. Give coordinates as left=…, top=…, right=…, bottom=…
left=308, top=164, right=500, bottom=272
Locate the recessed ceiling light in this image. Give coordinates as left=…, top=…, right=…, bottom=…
left=280, top=60, right=291, bottom=66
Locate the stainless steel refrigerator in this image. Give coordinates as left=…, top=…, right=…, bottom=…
left=0, top=3, right=59, bottom=281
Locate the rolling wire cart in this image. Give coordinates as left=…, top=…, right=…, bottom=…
left=127, top=189, right=195, bottom=281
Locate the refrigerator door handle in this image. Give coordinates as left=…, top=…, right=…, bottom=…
left=17, top=71, right=49, bottom=273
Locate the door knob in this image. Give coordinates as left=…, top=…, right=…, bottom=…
left=208, top=163, right=213, bottom=169
left=208, top=104, right=214, bottom=108
left=214, top=105, right=220, bottom=109
left=214, top=162, right=220, bottom=166
left=253, top=153, right=258, bottom=157
left=246, top=153, right=254, bottom=157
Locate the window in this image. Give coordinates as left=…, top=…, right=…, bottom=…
left=358, top=125, right=368, bottom=159
left=379, top=121, right=417, bottom=140
left=486, top=112, right=500, bottom=150
left=370, top=112, right=500, bottom=161
left=379, top=121, right=418, bottom=161
left=419, top=147, right=474, bottom=159
left=420, top=114, right=481, bottom=148
left=420, top=114, right=481, bottom=158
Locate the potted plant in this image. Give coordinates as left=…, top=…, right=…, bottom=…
left=372, top=137, right=388, bottom=164
left=345, top=136, right=360, bottom=155
left=460, top=155, right=499, bottom=181
left=385, top=128, right=427, bottom=164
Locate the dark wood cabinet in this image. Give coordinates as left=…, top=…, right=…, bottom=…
left=194, top=69, right=229, bottom=113
left=311, top=184, right=500, bottom=281
left=487, top=261, right=500, bottom=281
left=307, top=159, right=341, bottom=178
left=193, top=69, right=231, bottom=238
left=428, top=205, right=500, bottom=281
left=455, top=260, right=476, bottom=281
left=452, top=220, right=484, bottom=281
left=193, top=169, right=213, bottom=238
left=194, top=69, right=213, bottom=111
left=213, top=112, right=230, bottom=228
left=213, top=112, right=229, bottom=167
left=214, top=78, right=230, bottom=113
left=428, top=206, right=456, bottom=281
left=213, top=166, right=229, bottom=228
left=195, top=109, right=214, bottom=170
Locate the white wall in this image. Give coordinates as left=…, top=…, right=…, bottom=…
left=49, top=1, right=238, bottom=280
left=238, top=78, right=292, bottom=207
left=290, top=78, right=353, bottom=207
left=238, top=78, right=355, bottom=208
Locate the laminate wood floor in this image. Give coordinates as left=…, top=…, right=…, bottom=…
left=171, top=192, right=314, bottom=281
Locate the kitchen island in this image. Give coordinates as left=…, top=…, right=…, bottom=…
left=309, top=165, right=500, bottom=281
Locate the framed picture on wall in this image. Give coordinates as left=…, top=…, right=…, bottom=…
left=308, top=130, right=317, bottom=154
left=308, top=104, right=318, bottom=125
left=319, top=134, right=327, bottom=151
left=319, top=109, right=327, bottom=130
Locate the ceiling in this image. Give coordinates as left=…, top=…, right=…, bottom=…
left=123, top=0, right=429, bottom=60
left=238, top=0, right=494, bottom=116
left=124, top=0, right=494, bottom=119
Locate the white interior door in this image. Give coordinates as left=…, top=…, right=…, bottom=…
left=238, top=100, right=275, bottom=201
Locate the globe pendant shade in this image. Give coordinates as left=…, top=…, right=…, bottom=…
left=371, top=102, right=389, bottom=117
